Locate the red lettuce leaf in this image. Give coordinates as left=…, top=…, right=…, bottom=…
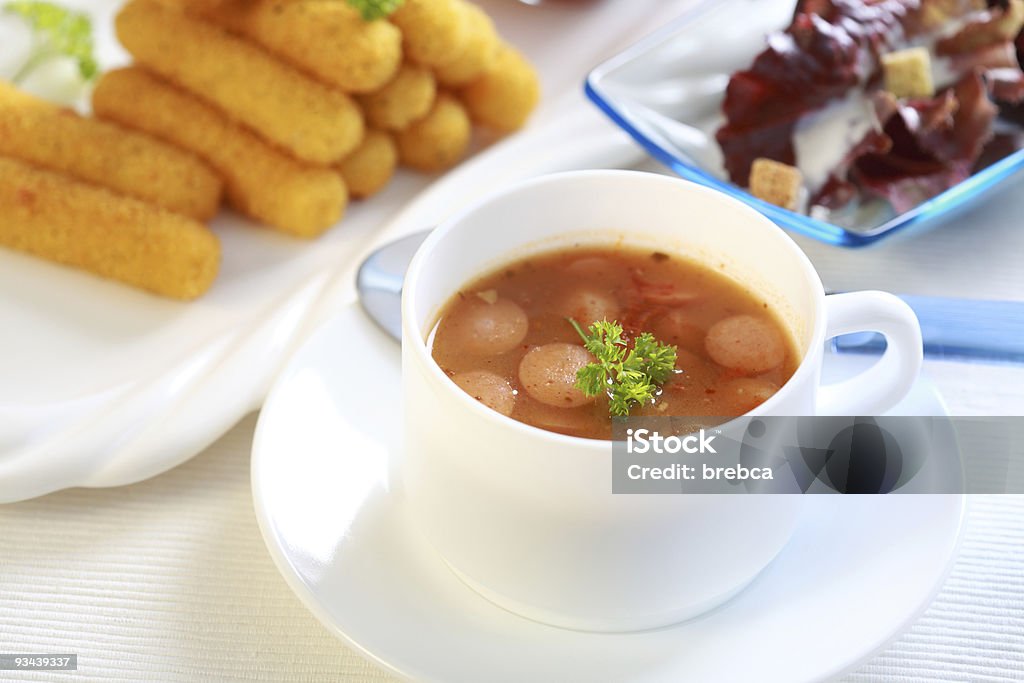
left=811, top=127, right=893, bottom=209
left=936, top=0, right=1024, bottom=55
left=851, top=72, right=997, bottom=211
left=716, top=0, right=925, bottom=185
left=716, top=0, right=1024, bottom=214
left=995, top=19, right=1024, bottom=120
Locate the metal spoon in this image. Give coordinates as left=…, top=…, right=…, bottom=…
left=355, top=231, right=1024, bottom=363
left=356, top=230, right=430, bottom=341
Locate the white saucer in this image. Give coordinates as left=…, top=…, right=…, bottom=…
left=252, top=303, right=966, bottom=683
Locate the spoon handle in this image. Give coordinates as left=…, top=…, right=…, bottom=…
left=831, top=296, right=1024, bottom=364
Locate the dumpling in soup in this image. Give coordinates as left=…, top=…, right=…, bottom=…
left=438, top=296, right=528, bottom=356
left=518, top=343, right=595, bottom=408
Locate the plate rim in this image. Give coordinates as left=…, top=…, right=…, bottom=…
left=0, top=98, right=641, bottom=502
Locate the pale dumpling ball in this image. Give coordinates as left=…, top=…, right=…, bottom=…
left=705, top=314, right=786, bottom=374
left=518, top=343, right=595, bottom=408
left=635, top=283, right=700, bottom=307
left=561, top=287, right=620, bottom=327
left=453, top=370, right=516, bottom=416
left=718, top=377, right=780, bottom=414
left=441, top=297, right=528, bottom=356
left=651, top=308, right=706, bottom=353
left=565, top=256, right=611, bottom=278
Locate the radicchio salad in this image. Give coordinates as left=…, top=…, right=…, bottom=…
left=716, top=0, right=1024, bottom=216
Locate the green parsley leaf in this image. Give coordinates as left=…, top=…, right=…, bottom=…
left=346, top=0, right=405, bottom=21
left=569, top=318, right=678, bottom=417
left=4, top=0, right=97, bottom=84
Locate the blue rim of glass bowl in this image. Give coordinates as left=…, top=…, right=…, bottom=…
left=584, top=4, right=1024, bottom=248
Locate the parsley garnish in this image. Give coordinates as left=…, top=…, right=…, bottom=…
left=346, top=0, right=404, bottom=21
left=569, top=318, right=678, bottom=417
left=4, top=0, right=97, bottom=84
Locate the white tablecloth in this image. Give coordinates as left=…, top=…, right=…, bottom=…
left=1, top=418, right=1021, bottom=682
left=2, top=0, right=1024, bottom=680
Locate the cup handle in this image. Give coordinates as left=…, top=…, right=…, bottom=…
left=817, top=292, right=923, bottom=416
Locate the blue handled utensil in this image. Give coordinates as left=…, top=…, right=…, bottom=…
left=831, top=296, right=1024, bottom=364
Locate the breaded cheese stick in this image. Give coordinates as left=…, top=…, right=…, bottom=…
left=434, top=1, right=499, bottom=87
left=338, top=129, right=397, bottom=198
left=0, top=81, right=221, bottom=220
left=358, top=63, right=436, bottom=131
left=460, top=43, right=540, bottom=132
left=93, top=68, right=347, bottom=238
left=0, top=156, right=219, bottom=300
left=169, top=0, right=402, bottom=94
left=395, top=92, right=470, bottom=172
left=390, top=0, right=469, bottom=68
left=116, top=0, right=364, bottom=165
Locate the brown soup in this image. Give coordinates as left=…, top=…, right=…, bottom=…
left=429, top=246, right=799, bottom=439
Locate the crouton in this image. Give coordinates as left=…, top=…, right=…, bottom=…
left=749, top=158, right=802, bottom=211
left=882, top=47, right=935, bottom=99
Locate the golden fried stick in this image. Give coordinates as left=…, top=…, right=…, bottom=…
left=93, top=68, right=347, bottom=238
left=167, top=0, right=402, bottom=94
left=396, top=92, right=471, bottom=172
left=116, top=0, right=364, bottom=164
left=338, top=129, right=397, bottom=198
left=434, top=1, right=499, bottom=87
left=358, top=63, right=436, bottom=131
left=0, top=156, right=219, bottom=300
left=461, top=43, right=540, bottom=133
left=0, top=81, right=221, bottom=220
left=390, top=0, right=469, bottom=68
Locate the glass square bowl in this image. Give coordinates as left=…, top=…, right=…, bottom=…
left=585, top=0, right=1024, bottom=247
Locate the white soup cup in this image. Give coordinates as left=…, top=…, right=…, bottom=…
left=401, top=170, right=923, bottom=632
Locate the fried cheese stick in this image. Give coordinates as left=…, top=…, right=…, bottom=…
left=168, top=0, right=402, bottom=94
left=390, top=0, right=469, bottom=68
left=395, top=92, right=471, bottom=172
left=93, top=68, right=347, bottom=238
left=116, top=0, right=364, bottom=164
left=460, top=43, right=540, bottom=132
left=0, top=81, right=221, bottom=220
left=358, top=63, right=436, bottom=131
left=434, top=1, right=499, bottom=87
left=0, top=156, right=220, bottom=300
left=338, top=129, right=397, bottom=198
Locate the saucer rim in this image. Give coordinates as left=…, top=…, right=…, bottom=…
left=251, top=303, right=967, bottom=683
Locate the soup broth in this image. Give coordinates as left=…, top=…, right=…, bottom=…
left=429, top=245, right=799, bottom=439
